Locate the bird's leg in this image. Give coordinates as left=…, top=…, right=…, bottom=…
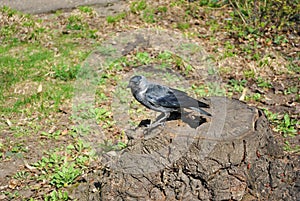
left=149, top=112, right=170, bottom=129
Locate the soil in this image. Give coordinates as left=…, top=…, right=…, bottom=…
left=0, top=0, right=299, bottom=200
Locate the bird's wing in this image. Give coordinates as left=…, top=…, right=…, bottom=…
left=145, top=84, right=209, bottom=109
left=145, top=84, right=181, bottom=108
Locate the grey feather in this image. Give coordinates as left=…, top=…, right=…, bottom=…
left=127, top=75, right=211, bottom=128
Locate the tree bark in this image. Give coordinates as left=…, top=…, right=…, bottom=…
left=88, top=97, right=299, bottom=200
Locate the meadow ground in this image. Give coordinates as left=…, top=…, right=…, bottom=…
left=0, top=0, right=299, bottom=200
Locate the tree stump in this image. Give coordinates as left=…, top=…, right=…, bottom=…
left=95, top=97, right=299, bottom=200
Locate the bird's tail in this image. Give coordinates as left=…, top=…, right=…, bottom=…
left=189, top=107, right=211, bottom=117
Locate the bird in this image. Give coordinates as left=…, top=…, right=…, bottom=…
left=127, top=75, right=211, bottom=129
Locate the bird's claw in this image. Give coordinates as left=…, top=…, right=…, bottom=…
left=143, top=121, right=166, bottom=135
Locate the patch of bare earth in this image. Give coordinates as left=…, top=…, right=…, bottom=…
left=0, top=0, right=299, bottom=200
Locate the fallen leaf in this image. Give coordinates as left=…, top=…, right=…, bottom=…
left=24, top=160, right=37, bottom=171
left=6, top=119, right=12, bottom=127
left=239, top=88, right=247, bottom=101
left=37, top=83, right=43, bottom=93
left=8, top=179, right=19, bottom=189
left=48, top=126, right=57, bottom=134
left=0, top=194, right=7, bottom=200
left=61, top=129, right=68, bottom=135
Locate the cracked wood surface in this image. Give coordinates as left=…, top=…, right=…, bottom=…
left=75, top=97, right=299, bottom=200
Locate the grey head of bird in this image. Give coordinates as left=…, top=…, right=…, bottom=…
left=127, top=75, right=148, bottom=92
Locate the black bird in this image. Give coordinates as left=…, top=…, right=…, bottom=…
left=127, top=75, right=211, bottom=128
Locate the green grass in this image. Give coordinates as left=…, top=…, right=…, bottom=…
left=2, top=138, right=92, bottom=199
left=256, top=76, right=272, bottom=89
left=78, top=6, right=94, bottom=14
left=223, top=41, right=236, bottom=58
left=227, top=0, right=298, bottom=35
left=44, top=190, right=69, bottom=201
left=263, top=109, right=299, bottom=153
left=0, top=41, right=88, bottom=113
left=243, top=69, right=255, bottom=79
left=52, top=64, right=80, bottom=81
left=177, top=22, right=190, bottom=30
left=198, top=0, right=222, bottom=7
left=245, top=93, right=261, bottom=102
left=1, top=142, right=29, bottom=160
left=50, top=163, right=81, bottom=188
left=106, top=12, right=126, bottom=23
left=0, top=1, right=299, bottom=200
left=130, top=0, right=168, bottom=23
left=135, top=52, right=152, bottom=64
left=41, top=130, right=64, bottom=140
left=192, top=83, right=226, bottom=97
left=283, top=141, right=300, bottom=153
left=274, top=114, right=298, bottom=137
left=95, top=107, right=116, bottom=129
left=130, top=0, right=147, bottom=14
left=284, top=86, right=298, bottom=95
left=0, top=8, right=98, bottom=198
left=32, top=140, right=91, bottom=187
left=142, top=8, right=156, bottom=23
left=263, top=109, right=299, bottom=137
left=227, top=79, right=247, bottom=93
left=14, top=171, right=29, bottom=180
left=0, top=44, right=52, bottom=93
